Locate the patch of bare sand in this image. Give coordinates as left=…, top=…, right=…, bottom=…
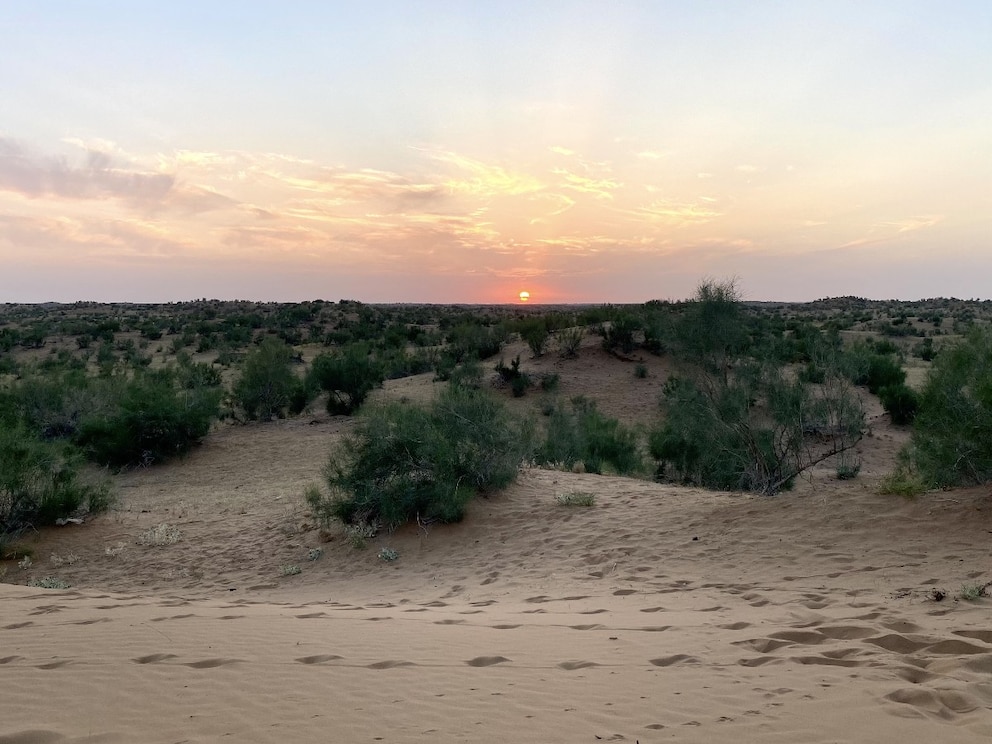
left=3, top=369, right=992, bottom=742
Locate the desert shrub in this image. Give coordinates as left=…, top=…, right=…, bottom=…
left=910, top=327, right=992, bottom=486
left=539, top=372, right=560, bottom=392
left=494, top=355, right=531, bottom=396
left=835, top=452, right=862, bottom=480
left=651, top=365, right=863, bottom=495
left=601, top=314, right=641, bottom=355
left=12, top=370, right=102, bottom=440
left=1, top=425, right=112, bottom=542
left=311, top=386, right=531, bottom=530
left=877, top=467, right=928, bottom=497
left=634, top=363, right=648, bottom=379
left=308, top=344, right=384, bottom=415
left=446, top=323, right=506, bottom=362
left=232, top=337, right=297, bottom=421
left=912, top=337, right=937, bottom=361
left=537, top=396, right=643, bottom=476
left=75, top=370, right=221, bottom=467
left=448, top=358, right=484, bottom=390
left=879, top=383, right=919, bottom=425
left=864, top=354, right=906, bottom=394
left=519, top=320, right=550, bottom=357
left=673, top=279, right=748, bottom=376
left=555, top=327, right=585, bottom=358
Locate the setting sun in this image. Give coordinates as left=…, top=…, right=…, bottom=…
left=518, top=290, right=530, bottom=303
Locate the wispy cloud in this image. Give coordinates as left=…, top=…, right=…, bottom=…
left=0, top=136, right=174, bottom=203
left=551, top=168, right=621, bottom=200
left=432, top=151, right=544, bottom=197
left=877, top=215, right=943, bottom=233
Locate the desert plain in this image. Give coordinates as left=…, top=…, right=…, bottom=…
left=2, top=299, right=992, bottom=743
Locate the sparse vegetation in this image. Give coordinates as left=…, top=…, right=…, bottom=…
left=910, top=326, right=992, bottom=487
left=536, top=396, right=643, bottom=476
left=136, top=523, right=183, bottom=546
left=959, top=582, right=989, bottom=601
left=309, top=386, right=531, bottom=531
left=555, top=491, right=596, bottom=507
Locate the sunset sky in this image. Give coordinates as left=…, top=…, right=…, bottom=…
left=2, top=1, right=991, bottom=304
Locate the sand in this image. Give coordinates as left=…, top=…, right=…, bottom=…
left=3, top=355, right=992, bottom=742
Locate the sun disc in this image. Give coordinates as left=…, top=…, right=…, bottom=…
left=519, top=290, right=530, bottom=302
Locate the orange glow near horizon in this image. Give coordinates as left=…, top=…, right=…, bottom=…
left=518, top=290, right=530, bottom=303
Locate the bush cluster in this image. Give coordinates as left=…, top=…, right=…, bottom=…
left=1, top=425, right=111, bottom=544
left=536, top=396, right=643, bottom=476
left=309, top=387, right=532, bottom=530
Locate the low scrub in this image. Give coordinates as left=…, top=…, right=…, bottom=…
left=309, top=387, right=532, bottom=531
left=536, top=396, right=643, bottom=476
left=910, top=326, right=992, bottom=486
left=651, top=365, right=864, bottom=495
left=1, top=425, right=112, bottom=544
left=76, top=370, right=221, bottom=468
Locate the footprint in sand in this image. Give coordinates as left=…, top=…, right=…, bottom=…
left=132, top=653, right=178, bottom=664
left=649, top=654, right=699, bottom=667
left=558, top=660, right=599, bottom=670
left=465, top=656, right=511, bottom=667
left=295, top=655, right=343, bottom=664
left=367, top=660, right=416, bottom=669
left=182, top=658, right=243, bottom=669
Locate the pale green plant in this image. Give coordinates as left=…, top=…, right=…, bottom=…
left=555, top=491, right=596, bottom=507
left=136, top=523, right=182, bottom=546
left=960, top=583, right=988, bottom=601
left=281, top=564, right=302, bottom=576
left=28, top=577, right=71, bottom=589
left=50, top=552, right=79, bottom=568
left=378, top=547, right=399, bottom=562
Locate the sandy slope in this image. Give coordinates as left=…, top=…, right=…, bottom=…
left=3, top=360, right=992, bottom=742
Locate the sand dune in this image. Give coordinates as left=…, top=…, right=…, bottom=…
left=4, top=362, right=992, bottom=741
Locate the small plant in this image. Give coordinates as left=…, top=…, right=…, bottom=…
left=877, top=469, right=927, bottom=498
left=835, top=453, right=862, bottom=480
left=556, top=327, right=584, bottom=359
left=105, top=542, right=126, bottom=558
left=634, top=363, right=648, bottom=379
left=49, top=552, right=79, bottom=568
left=281, top=564, right=302, bottom=576
left=27, top=576, right=71, bottom=589
left=18, top=555, right=33, bottom=570
left=136, top=523, right=182, bottom=546
left=539, top=373, right=560, bottom=393
left=308, top=547, right=323, bottom=561
left=959, top=583, right=988, bottom=601
left=555, top=491, right=596, bottom=507
left=378, top=547, right=399, bottom=562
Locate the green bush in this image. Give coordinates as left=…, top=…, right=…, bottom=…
left=537, top=396, right=643, bottom=475
left=910, top=327, right=992, bottom=486
left=651, top=365, right=863, bottom=495
left=233, top=337, right=297, bottom=421
left=1, top=426, right=112, bottom=542
left=75, top=370, right=221, bottom=467
left=519, top=320, right=550, bottom=357
left=555, top=327, right=584, bottom=358
left=308, top=345, right=384, bottom=415
left=864, top=354, right=906, bottom=394
left=879, top=384, right=919, bottom=425
left=311, top=387, right=531, bottom=530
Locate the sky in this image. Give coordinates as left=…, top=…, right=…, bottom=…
left=2, top=1, right=991, bottom=304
